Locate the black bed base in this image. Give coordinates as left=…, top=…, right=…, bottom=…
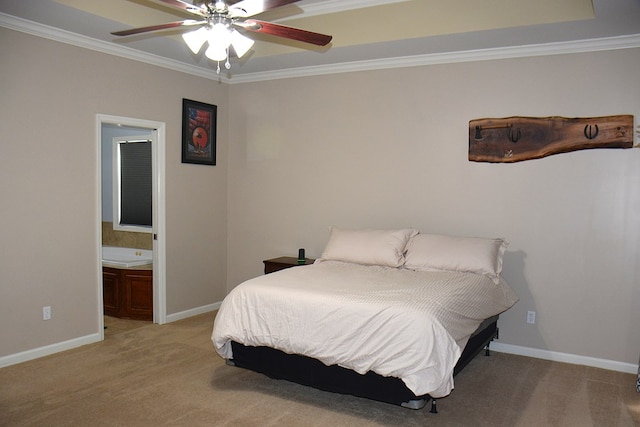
left=228, top=315, right=499, bottom=410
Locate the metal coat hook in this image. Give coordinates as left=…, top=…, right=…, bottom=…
left=474, top=126, right=483, bottom=140
left=507, top=127, right=521, bottom=143
left=584, top=124, right=599, bottom=140
left=474, top=123, right=512, bottom=140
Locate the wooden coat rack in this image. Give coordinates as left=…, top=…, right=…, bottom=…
left=468, top=115, right=634, bottom=163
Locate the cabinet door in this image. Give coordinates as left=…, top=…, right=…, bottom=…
left=123, top=270, right=153, bottom=320
left=102, top=268, right=120, bottom=317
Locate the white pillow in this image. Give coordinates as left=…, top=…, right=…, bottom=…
left=404, top=233, right=508, bottom=283
left=319, top=227, right=418, bottom=267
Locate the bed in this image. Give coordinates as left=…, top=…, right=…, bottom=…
left=637, top=355, right=640, bottom=393
left=212, top=228, right=519, bottom=410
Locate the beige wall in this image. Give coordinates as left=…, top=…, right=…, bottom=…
left=227, top=49, right=640, bottom=366
left=0, top=28, right=228, bottom=357
left=2, top=24, right=639, bottom=369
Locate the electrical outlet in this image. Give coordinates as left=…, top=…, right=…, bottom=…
left=526, top=310, right=536, bottom=324
left=43, top=306, right=51, bottom=321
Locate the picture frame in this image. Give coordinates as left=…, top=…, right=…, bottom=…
left=182, top=98, right=217, bottom=165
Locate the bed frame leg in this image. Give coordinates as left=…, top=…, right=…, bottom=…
left=485, top=327, right=499, bottom=356
left=430, top=399, right=438, bottom=414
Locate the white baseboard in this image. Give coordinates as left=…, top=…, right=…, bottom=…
left=3, top=313, right=636, bottom=377
left=165, top=302, right=221, bottom=324
left=490, top=342, right=638, bottom=374
left=0, top=333, right=102, bottom=368
left=0, top=302, right=222, bottom=368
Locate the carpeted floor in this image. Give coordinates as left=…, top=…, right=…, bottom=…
left=104, top=315, right=151, bottom=335
left=1, top=312, right=638, bottom=426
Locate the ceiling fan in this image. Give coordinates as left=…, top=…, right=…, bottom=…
left=111, top=0, right=333, bottom=72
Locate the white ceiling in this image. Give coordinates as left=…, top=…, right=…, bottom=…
left=1, top=0, right=639, bottom=82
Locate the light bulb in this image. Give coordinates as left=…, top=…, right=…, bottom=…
left=182, top=26, right=208, bottom=54
left=209, top=23, right=231, bottom=50
left=230, top=29, right=254, bottom=58
left=205, top=23, right=231, bottom=62
left=205, top=45, right=227, bottom=61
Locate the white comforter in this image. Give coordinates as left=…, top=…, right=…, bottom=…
left=212, top=260, right=518, bottom=398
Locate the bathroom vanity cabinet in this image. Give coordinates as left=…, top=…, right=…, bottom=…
left=103, top=267, right=152, bottom=321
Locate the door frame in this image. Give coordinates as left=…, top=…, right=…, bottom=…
left=96, top=114, right=167, bottom=338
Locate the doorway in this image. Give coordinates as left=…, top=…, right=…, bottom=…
left=96, top=114, right=166, bottom=339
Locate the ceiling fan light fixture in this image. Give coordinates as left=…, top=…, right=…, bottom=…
left=230, top=29, right=254, bottom=58
left=182, top=26, right=208, bottom=54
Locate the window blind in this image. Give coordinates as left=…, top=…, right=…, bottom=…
left=120, top=141, right=152, bottom=227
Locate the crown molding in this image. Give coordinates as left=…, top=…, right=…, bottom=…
left=228, top=33, right=640, bottom=83
left=2, top=12, right=639, bottom=85
left=0, top=12, right=230, bottom=83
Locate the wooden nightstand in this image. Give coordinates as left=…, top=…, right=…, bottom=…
left=263, top=256, right=315, bottom=274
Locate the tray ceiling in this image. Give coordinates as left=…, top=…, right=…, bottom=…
left=1, top=0, right=639, bottom=81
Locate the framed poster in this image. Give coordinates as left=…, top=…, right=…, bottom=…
left=182, top=98, right=216, bottom=165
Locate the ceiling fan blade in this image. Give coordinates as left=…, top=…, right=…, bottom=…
left=111, top=20, right=205, bottom=37
left=237, top=20, right=332, bottom=46
left=229, top=0, right=301, bottom=18
left=153, top=0, right=207, bottom=17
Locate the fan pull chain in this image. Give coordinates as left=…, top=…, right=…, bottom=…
left=215, top=49, right=231, bottom=74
